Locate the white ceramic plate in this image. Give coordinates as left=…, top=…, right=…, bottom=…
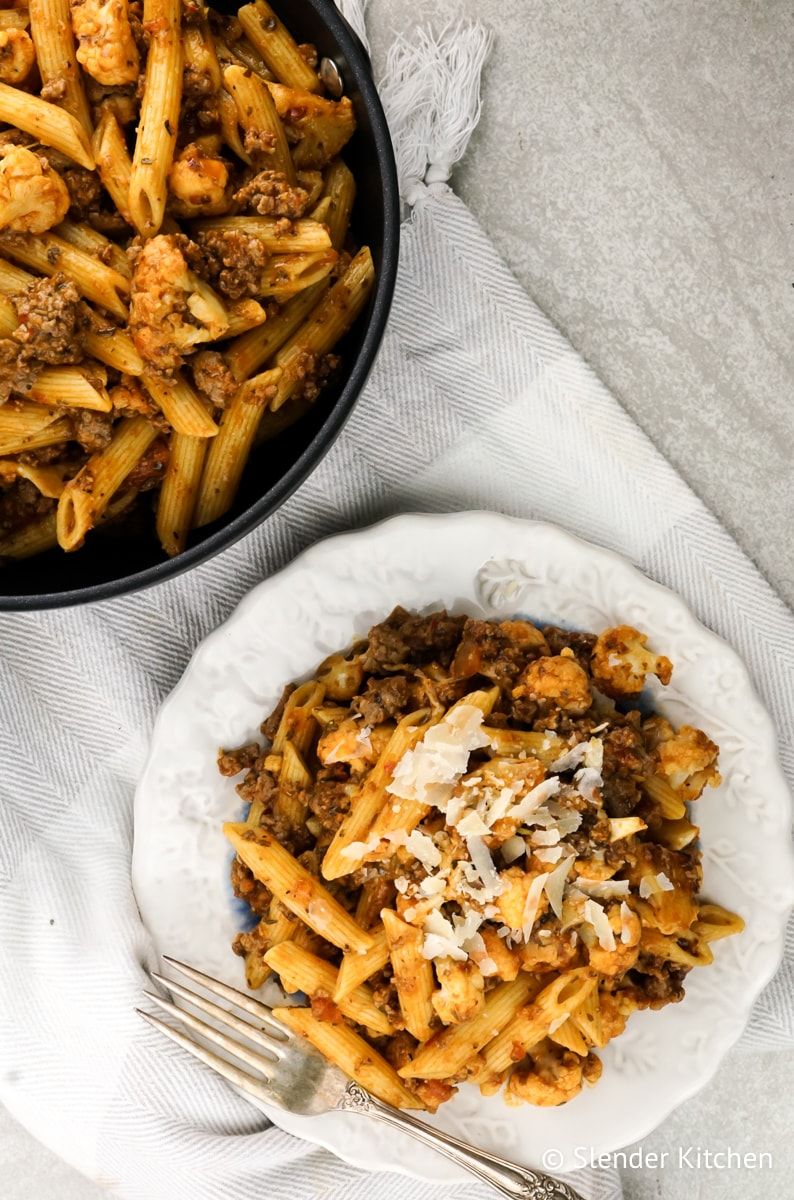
left=133, top=513, right=794, bottom=1181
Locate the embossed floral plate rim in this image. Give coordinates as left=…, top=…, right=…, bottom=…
left=133, top=512, right=794, bottom=1182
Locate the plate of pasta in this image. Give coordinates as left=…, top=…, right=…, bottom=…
left=0, top=0, right=397, bottom=607
left=133, top=513, right=794, bottom=1179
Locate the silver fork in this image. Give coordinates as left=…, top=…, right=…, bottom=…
left=138, top=957, right=584, bottom=1200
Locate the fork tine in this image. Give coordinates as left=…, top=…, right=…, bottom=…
left=137, top=1008, right=279, bottom=1109
left=150, top=972, right=284, bottom=1060
left=142, top=990, right=277, bottom=1080
left=161, top=956, right=291, bottom=1035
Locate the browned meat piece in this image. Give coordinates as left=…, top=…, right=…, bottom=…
left=41, top=78, right=68, bottom=104
left=0, top=477, right=55, bottom=535
left=236, top=765, right=278, bottom=810
left=196, top=229, right=270, bottom=301
left=13, top=273, right=89, bottom=366
left=125, top=437, right=169, bottom=492
left=601, top=725, right=649, bottom=817
left=351, top=674, right=412, bottom=726
left=192, top=350, right=238, bottom=408
left=451, top=617, right=546, bottom=687
left=0, top=339, right=36, bottom=403
left=233, top=169, right=310, bottom=218
left=290, top=350, right=340, bottom=406
left=231, top=916, right=269, bottom=959
left=218, top=742, right=260, bottom=777
left=543, top=625, right=597, bottom=670
left=381, top=1029, right=415, bottom=1072
left=307, top=778, right=350, bottom=836
left=230, top=854, right=271, bottom=916
left=110, top=379, right=162, bottom=421
left=629, top=961, right=689, bottom=1008
left=261, top=683, right=295, bottom=742
left=69, top=409, right=114, bottom=453
left=363, top=606, right=467, bottom=672
left=62, top=166, right=104, bottom=220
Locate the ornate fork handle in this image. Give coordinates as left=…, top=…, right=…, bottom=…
left=338, top=1082, right=584, bottom=1200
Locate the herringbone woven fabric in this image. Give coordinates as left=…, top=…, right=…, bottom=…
left=1, top=14, right=793, bottom=1200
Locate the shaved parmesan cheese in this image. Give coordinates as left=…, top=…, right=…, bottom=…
left=394, top=876, right=409, bottom=894
left=576, top=878, right=630, bottom=901
left=521, top=873, right=548, bottom=941
left=500, top=834, right=526, bottom=864
left=575, top=766, right=603, bottom=803
left=404, top=829, right=441, bottom=869
left=584, top=898, right=616, bottom=951
left=456, top=810, right=492, bottom=837
left=508, top=777, right=561, bottom=822
left=583, top=738, right=604, bottom=771
left=466, top=835, right=502, bottom=896
left=479, top=956, right=499, bottom=976
left=547, top=802, right=583, bottom=837
left=419, top=874, right=447, bottom=896
left=387, top=703, right=491, bottom=809
left=531, top=828, right=560, bottom=846
left=550, top=742, right=589, bottom=772
left=543, top=854, right=574, bottom=918
left=639, top=874, right=658, bottom=899
left=421, top=906, right=484, bottom=962
left=656, top=872, right=674, bottom=892
left=534, top=846, right=563, bottom=864
left=341, top=834, right=381, bottom=860
left=620, top=900, right=635, bottom=944
left=548, top=1014, right=568, bottom=1035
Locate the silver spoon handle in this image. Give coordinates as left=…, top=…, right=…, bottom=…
left=337, top=1083, right=584, bottom=1200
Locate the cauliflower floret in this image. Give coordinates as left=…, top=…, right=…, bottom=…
left=591, top=625, right=673, bottom=697
left=495, top=866, right=549, bottom=931
left=505, top=1041, right=585, bottom=1107
left=655, top=724, right=721, bottom=801
left=130, top=234, right=230, bottom=369
left=518, top=652, right=592, bottom=715
left=71, top=0, right=140, bottom=86
left=518, top=931, right=580, bottom=974
left=0, top=147, right=70, bottom=234
left=168, top=143, right=230, bottom=217
left=316, top=718, right=379, bottom=773
left=431, top=957, right=485, bottom=1025
left=586, top=904, right=641, bottom=976
left=0, top=29, right=35, bottom=83
left=477, top=926, right=521, bottom=981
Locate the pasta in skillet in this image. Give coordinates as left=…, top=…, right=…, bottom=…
left=0, top=0, right=373, bottom=563
left=219, top=611, right=744, bottom=1111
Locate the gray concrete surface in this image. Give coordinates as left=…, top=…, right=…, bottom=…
left=2, top=1, right=792, bottom=1197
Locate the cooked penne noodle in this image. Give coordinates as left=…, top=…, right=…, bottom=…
left=195, top=215, right=331, bottom=253
left=641, top=772, right=687, bottom=820
left=29, top=367, right=111, bottom=413
left=381, top=908, right=435, bottom=1041
left=693, top=902, right=745, bottom=943
left=321, top=709, right=430, bottom=880
left=86, top=328, right=145, bottom=377
left=129, top=0, right=183, bottom=235
left=274, top=740, right=311, bottom=828
left=475, top=971, right=597, bottom=1083
left=0, top=460, right=70, bottom=499
left=265, top=942, right=394, bottom=1036
left=155, top=431, right=209, bottom=557
left=258, top=250, right=337, bottom=300
left=92, top=110, right=135, bottom=226
left=0, top=82, right=94, bottom=170
left=222, top=63, right=295, bottom=181
left=225, top=282, right=328, bottom=382
left=0, top=413, right=72, bottom=457
left=223, top=299, right=268, bottom=338
left=271, top=680, right=325, bottom=755
left=57, top=416, right=159, bottom=551
left=183, top=20, right=222, bottom=92
left=482, top=727, right=567, bottom=764
left=267, top=82, right=355, bottom=170
left=272, top=1006, right=422, bottom=1109
left=193, top=367, right=280, bottom=527
left=0, top=293, right=17, bottom=337
left=334, top=926, right=390, bottom=1003
left=271, top=246, right=375, bottom=411
left=0, top=256, right=34, bottom=295
left=399, top=976, right=540, bottom=1081
left=548, top=1017, right=589, bottom=1056
left=224, top=822, right=374, bottom=954
left=55, top=220, right=131, bottom=278
left=0, top=232, right=129, bottom=320
left=0, top=510, right=58, bottom=560
left=29, top=0, right=93, bottom=137
left=237, top=1, right=321, bottom=92
left=319, top=159, right=356, bottom=251
left=217, top=85, right=248, bottom=160
left=141, top=370, right=219, bottom=439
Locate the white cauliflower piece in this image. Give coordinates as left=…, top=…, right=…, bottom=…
left=130, top=234, right=229, bottom=369
left=505, top=1041, right=588, bottom=1107
left=168, top=143, right=230, bottom=217
left=655, top=724, right=721, bottom=801
left=0, top=29, right=35, bottom=83
left=519, top=653, right=592, bottom=715
left=431, top=958, right=485, bottom=1025
left=71, top=0, right=140, bottom=86
left=591, top=625, right=673, bottom=697
left=0, top=147, right=70, bottom=234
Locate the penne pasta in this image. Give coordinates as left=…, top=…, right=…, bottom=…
left=195, top=215, right=330, bottom=253
left=274, top=739, right=311, bottom=828
left=222, top=63, right=295, bottom=181
left=155, top=430, right=209, bottom=557
left=0, top=411, right=72, bottom=457
left=29, top=367, right=112, bottom=413
left=320, top=709, right=430, bottom=880
left=224, top=822, right=374, bottom=955
left=265, top=942, right=394, bottom=1036
left=0, top=459, right=71, bottom=500
left=237, top=1, right=321, bottom=92
left=693, top=902, right=745, bottom=943
left=267, top=82, right=355, bottom=170
left=91, top=109, right=135, bottom=227
left=183, top=20, right=222, bottom=93
left=319, top=158, right=356, bottom=251
left=0, top=510, right=59, bottom=560
left=0, top=231, right=129, bottom=320
left=641, top=773, right=687, bottom=820
left=0, top=82, right=94, bottom=170
left=29, top=0, right=93, bottom=137
left=193, top=367, right=280, bottom=527
left=272, top=1006, right=423, bottom=1109
left=223, top=299, right=267, bottom=339
left=55, top=220, right=131, bottom=279
left=141, top=370, right=219, bottom=439
left=334, top=926, right=390, bottom=1003
left=57, top=416, right=159, bottom=551
left=129, top=0, right=183, bottom=235
left=85, top=327, right=145, bottom=377
left=257, top=250, right=337, bottom=300
left=225, top=281, right=328, bottom=382
left=381, top=908, right=435, bottom=1041
left=271, top=680, right=325, bottom=755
